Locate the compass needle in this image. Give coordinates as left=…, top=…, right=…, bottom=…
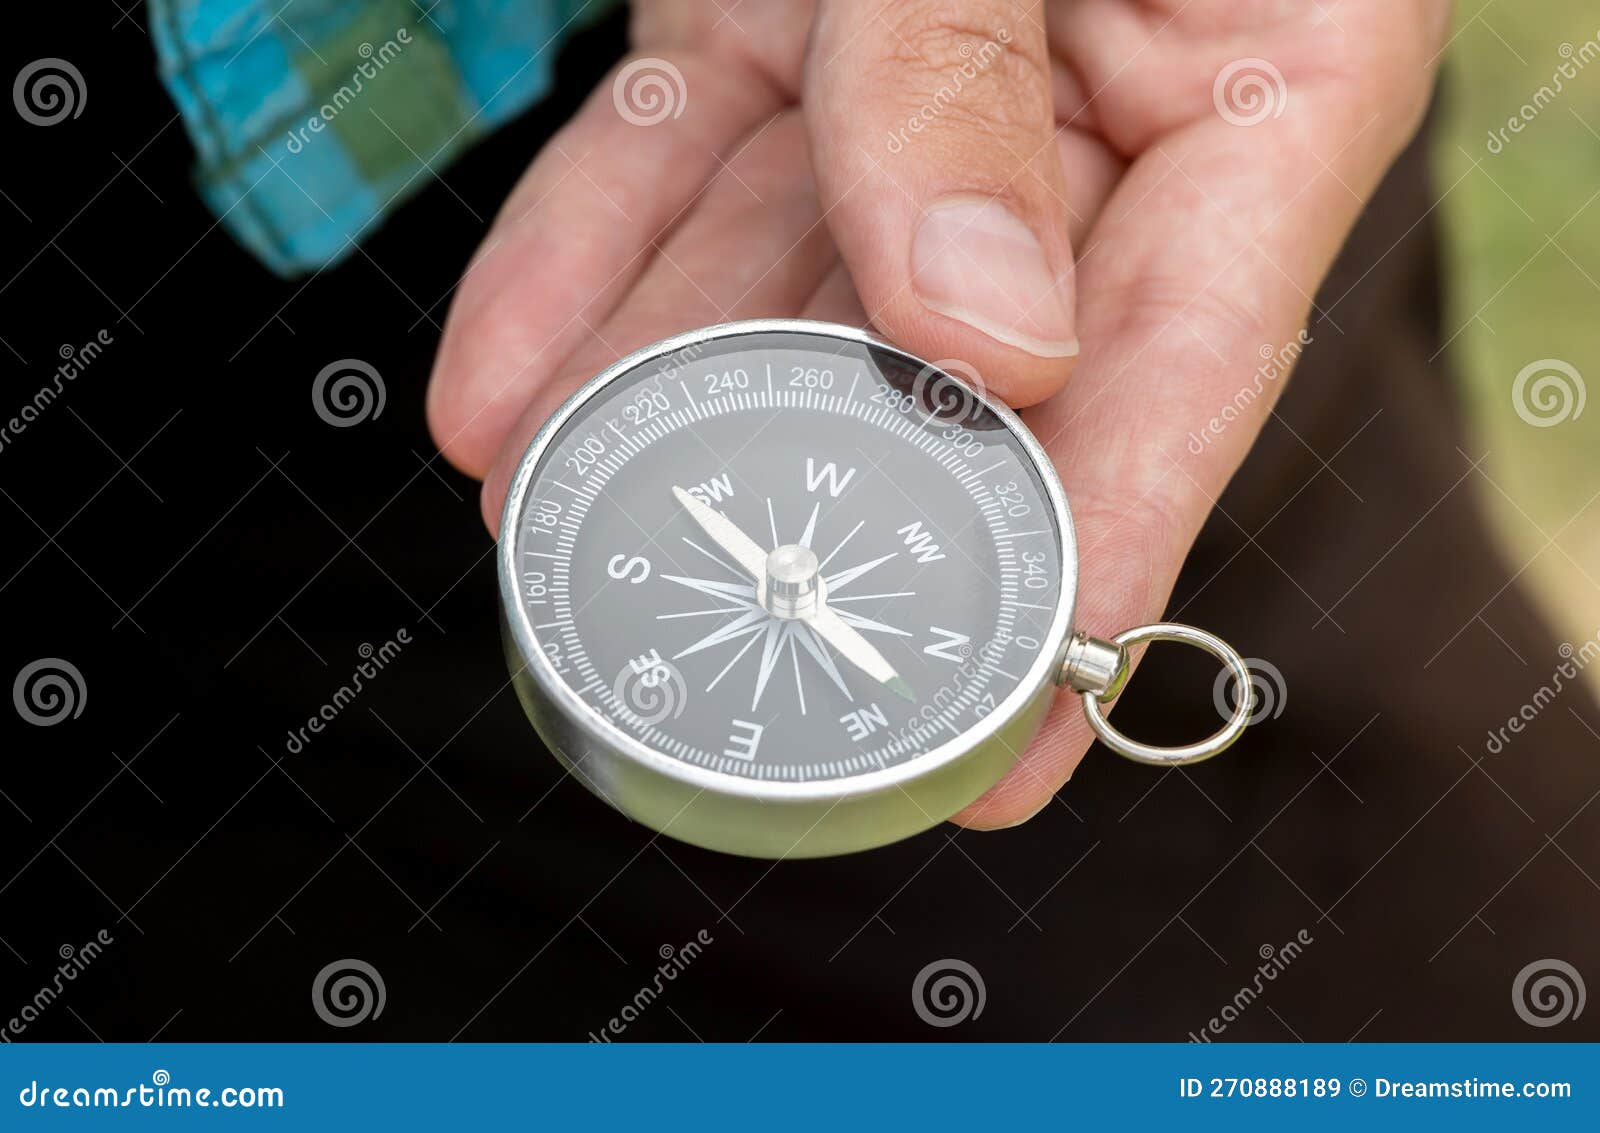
left=803, top=602, right=907, bottom=695
left=672, top=485, right=768, bottom=579
left=794, top=624, right=852, bottom=700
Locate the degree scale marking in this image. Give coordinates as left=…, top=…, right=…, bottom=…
left=521, top=383, right=1060, bottom=781
left=535, top=392, right=1040, bottom=777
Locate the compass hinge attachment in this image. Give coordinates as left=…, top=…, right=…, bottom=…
left=1058, top=632, right=1129, bottom=700
left=1061, top=622, right=1254, bottom=767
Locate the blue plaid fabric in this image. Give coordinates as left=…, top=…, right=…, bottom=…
left=151, top=0, right=619, bottom=275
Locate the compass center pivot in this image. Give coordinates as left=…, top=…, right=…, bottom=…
left=764, top=544, right=820, bottom=619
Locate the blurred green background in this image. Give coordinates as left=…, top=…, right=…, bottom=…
left=1437, top=0, right=1600, bottom=659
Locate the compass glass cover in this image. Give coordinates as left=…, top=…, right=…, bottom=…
left=510, top=328, right=1066, bottom=784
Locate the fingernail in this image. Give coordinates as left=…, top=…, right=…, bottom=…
left=911, top=195, right=1078, bottom=358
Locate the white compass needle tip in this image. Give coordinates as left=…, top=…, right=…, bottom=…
left=807, top=604, right=912, bottom=701
left=672, top=486, right=768, bottom=579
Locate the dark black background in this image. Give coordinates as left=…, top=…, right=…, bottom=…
left=3, top=8, right=1597, bottom=1042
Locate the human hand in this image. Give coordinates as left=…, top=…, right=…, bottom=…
left=427, top=0, right=1449, bottom=827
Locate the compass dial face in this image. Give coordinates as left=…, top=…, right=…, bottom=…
left=507, top=327, right=1069, bottom=785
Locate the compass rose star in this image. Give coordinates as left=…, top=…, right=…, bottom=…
left=658, top=497, right=919, bottom=711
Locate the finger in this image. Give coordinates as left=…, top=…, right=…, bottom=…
left=479, top=112, right=836, bottom=531
left=952, top=54, right=1440, bottom=827
left=801, top=127, right=1122, bottom=326
left=427, top=49, right=786, bottom=478
left=801, top=260, right=867, bottom=324
left=806, top=0, right=1080, bottom=405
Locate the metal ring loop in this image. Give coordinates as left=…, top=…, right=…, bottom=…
left=1079, top=623, right=1252, bottom=767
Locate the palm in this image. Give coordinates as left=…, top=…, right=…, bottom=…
left=428, top=0, right=1443, bottom=826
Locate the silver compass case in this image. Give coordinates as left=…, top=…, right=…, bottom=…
left=499, top=320, right=1077, bottom=858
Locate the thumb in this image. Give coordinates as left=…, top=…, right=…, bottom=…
left=805, top=1, right=1077, bottom=405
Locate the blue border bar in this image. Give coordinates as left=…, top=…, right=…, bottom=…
left=4, top=1044, right=1596, bottom=1129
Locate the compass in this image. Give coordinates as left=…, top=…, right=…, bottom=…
left=499, top=320, right=1252, bottom=858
